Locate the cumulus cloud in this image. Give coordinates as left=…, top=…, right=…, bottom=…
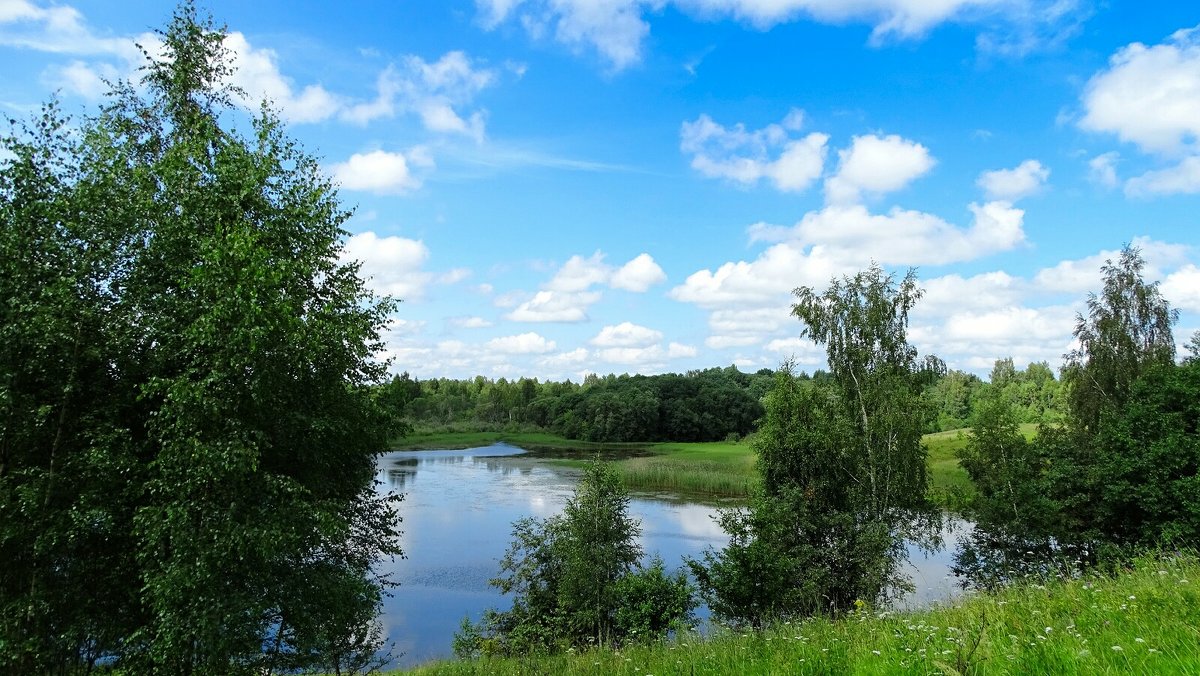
left=341, top=232, right=432, bottom=299
left=977, top=159, right=1049, bottom=200
left=749, top=201, right=1026, bottom=266
left=1080, top=25, right=1200, bottom=155
left=667, top=342, right=698, bottom=358
left=681, top=110, right=828, bottom=192
left=1162, top=264, right=1200, bottom=312
left=1032, top=237, right=1191, bottom=294
left=223, top=32, right=341, bottom=123
left=538, top=347, right=590, bottom=368
left=824, top=133, right=935, bottom=204
left=591, top=322, right=663, bottom=347
left=917, top=271, right=1023, bottom=317
left=329, top=148, right=432, bottom=194
left=507, top=252, right=665, bottom=323
left=506, top=290, right=601, bottom=322
left=1124, top=156, right=1200, bottom=197
left=1, top=1, right=498, bottom=135
left=476, top=0, right=1078, bottom=70
left=1081, top=26, right=1200, bottom=196
left=673, top=197, right=1028, bottom=360
left=486, top=332, right=557, bottom=354
left=611, top=253, right=667, bottom=291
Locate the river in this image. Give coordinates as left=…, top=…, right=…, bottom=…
left=372, top=444, right=968, bottom=669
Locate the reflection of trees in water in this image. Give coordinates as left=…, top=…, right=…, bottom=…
left=952, top=525, right=1095, bottom=591
left=478, top=459, right=534, bottom=477
left=386, top=468, right=416, bottom=489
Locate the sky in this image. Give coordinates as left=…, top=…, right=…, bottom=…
left=3, top=0, right=1199, bottom=382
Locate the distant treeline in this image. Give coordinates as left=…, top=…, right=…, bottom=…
left=380, top=358, right=1066, bottom=442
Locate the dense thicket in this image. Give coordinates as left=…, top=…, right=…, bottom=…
left=961, top=246, right=1200, bottom=566
left=0, top=6, right=400, bottom=674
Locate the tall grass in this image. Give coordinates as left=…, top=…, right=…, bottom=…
left=403, top=552, right=1200, bottom=675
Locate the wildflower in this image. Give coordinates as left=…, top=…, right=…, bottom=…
left=1135, top=638, right=1145, bottom=643
left=1111, top=645, right=1123, bottom=652
left=872, top=650, right=881, bottom=655
left=1044, top=627, right=1053, bottom=634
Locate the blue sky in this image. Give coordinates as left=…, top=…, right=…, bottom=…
left=3, top=0, right=1199, bottom=380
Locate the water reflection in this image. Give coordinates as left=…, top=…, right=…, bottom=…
left=372, top=444, right=966, bottom=669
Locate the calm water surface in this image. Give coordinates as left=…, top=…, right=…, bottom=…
left=373, top=444, right=966, bottom=668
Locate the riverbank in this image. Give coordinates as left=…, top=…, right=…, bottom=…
left=390, top=427, right=1027, bottom=503
left=400, top=552, right=1200, bottom=675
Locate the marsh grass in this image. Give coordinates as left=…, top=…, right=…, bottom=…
left=403, top=552, right=1200, bottom=675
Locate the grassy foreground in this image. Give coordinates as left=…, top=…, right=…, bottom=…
left=392, top=427, right=1024, bottom=502
left=401, top=553, right=1200, bottom=675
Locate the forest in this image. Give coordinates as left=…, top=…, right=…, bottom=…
left=379, top=357, right=1066, bottom=443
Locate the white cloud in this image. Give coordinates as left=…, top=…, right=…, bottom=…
left=977, top=159, right=1049, bottom=200
left=1080, top=25, right=1200, bottom=155
left=667, top=342, right=698, bottom=358
left=749, top=201, right=1026, bottom=266
left=824, top=133, right=935, bottom=204
left=681, top=110, right=828, bottom=192
left=1033, top=237, right=1191, bottom=294
left=506, top=290, right=601, bottom=322
left=43, top=59, right=117, bottom=99
left=341, top=232, right=432, bottom=299
left=763, top=337, right=825, bottom=364
left=477, top=0, right=1074, bottom=70
left=909, top=304, right=1079, bottom=370
left=1124, top=156, right=1200, bottom=197
left=486, top=332, right=557, bottom=354
left=439, top=268, right=473, bottom=284
left=705, top=335, right=761, bottom=349
left=538, top=347, right=590, bottom=368
left=548, top=252, right=612, bottom=292
left=507, top=251, right=664, bottom=322
left=591, top=322, right=663, bottom=347
left=449, top=316, right=493, bottom=329
left=477, top=0, right=648, bottom=69
left=1088, top=152, right=1120, bottom=188
left=329, top=149, right=429, bottom=194
left=343, top=52, right=496, bottom=140
left=611, top=253, right=666, bottom=291
left=595, top=345, right=670, bottom=367
left=917, top=271, right=1022, bottom=317
left=1161, top=264, right=1200, bottom=312
left=223, top=32, right=341, bottom=124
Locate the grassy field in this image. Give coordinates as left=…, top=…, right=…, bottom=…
left=392, top=426, right=1022, bottom=502
left=402, top=552, right=1200, bottom=675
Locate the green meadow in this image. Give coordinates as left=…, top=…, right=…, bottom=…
left=391, top=426, right=1034, bottom=502
left=402, top=552, right=1200, bottom=675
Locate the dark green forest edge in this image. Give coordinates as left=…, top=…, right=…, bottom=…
left=2, top=5, right=1198, bottom=675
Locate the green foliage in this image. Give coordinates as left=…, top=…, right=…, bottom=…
left=389, top=367, right=768, bottom=444
left=1063, top=245, right=1177, bottom=435
left=965, top=244, right=1200, bottom=561
left=455, top=462, right=695, bottom=657
left=692, top=265, right=939, bottom=627
left=0, top=4, right=400, bottom=673
left=957, top=391, right=1053, bottom=532
left=415, top=553, right=1200, bottom=676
